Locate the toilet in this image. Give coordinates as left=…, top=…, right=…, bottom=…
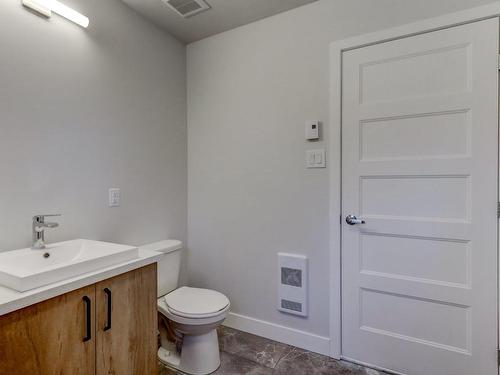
left=140, top=240, right=230, bottom=375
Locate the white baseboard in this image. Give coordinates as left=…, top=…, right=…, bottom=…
left=223, top=312, right=331, bottom=356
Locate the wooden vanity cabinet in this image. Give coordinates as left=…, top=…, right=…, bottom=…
left=0, top=284, right=96, bottom=375
left=96, top=264, right=157, bottom=375
left=0, top=263, right=157, bottom=375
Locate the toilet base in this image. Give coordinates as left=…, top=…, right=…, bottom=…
left=158, top=329, right=221, bottom=375
left=158, top=346, right=181, bottom=368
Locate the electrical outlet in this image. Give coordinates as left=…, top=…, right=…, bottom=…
left=108, top=188, right=120, bottom=207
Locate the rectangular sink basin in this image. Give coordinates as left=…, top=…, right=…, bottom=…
left=0, top=239, right=139, bottom=292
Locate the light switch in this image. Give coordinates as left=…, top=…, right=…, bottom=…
left=306, top=149, right=326, bottom=168
left=109, top=188, right=120, bottom=207
left=307, top=150, right=316, bottom=166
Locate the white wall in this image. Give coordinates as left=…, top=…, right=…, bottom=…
left=0, top=0, right=187, bottom=251
left=187, top=0, right=498, bottom=346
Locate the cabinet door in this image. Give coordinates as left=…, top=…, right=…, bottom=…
left=0, top=285, right=96, bottom=375
left=96, top=264, right=158, bottom=375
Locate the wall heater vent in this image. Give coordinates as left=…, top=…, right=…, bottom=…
left=281, top=299, right=303, bottom=313
left=278, top=253, right=308, bottom=317
left=162, top=0, right=211, bottom=18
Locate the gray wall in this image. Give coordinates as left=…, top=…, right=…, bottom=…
left=187, top=0, right=498, bottom=338
left=0, top=0, right=187, bottom=251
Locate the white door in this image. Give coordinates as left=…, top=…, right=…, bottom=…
left=341, top=18, right=498, bottom=375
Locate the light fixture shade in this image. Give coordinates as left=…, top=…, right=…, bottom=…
left=21, top=0, right=51, bottom=17
left=23, top=0, right=89, bottom=28
left=47, top=0, right=89, bottom=28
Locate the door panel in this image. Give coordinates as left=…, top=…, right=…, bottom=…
left=96, top=264, right=158, bottom=375
left=0, top=285, right=95, bottom=375
left=341, top=18, right=498, bottom=375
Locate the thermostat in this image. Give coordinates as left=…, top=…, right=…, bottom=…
left=305, top=121, right=320, bottom=140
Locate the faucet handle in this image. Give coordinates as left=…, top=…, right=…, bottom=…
left=33, top=214, right=62, bottom=222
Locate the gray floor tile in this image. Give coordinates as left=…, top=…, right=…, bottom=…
left=214, top=352, right=274, bottom=375
left=158, top=327, right=385, bottom=375
left=158, top=352, right=273, bottom=375
left=274, top=348, right=384, bottom=375
left=218, top=326, right=293, bottom=369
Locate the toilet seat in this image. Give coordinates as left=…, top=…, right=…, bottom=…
left=158, top=287, right=230, bottom=325
left=165, top=286, right=230, bottom=319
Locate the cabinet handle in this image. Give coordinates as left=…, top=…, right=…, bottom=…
left=104, top=288, right=112, bottom=331
left=82, top=296, right=91, bottom=342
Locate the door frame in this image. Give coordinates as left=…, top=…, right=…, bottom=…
left=329, top=1, right=500, bottom=360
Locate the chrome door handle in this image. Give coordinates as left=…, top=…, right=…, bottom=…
left=345, top=215, right=365, bottom=225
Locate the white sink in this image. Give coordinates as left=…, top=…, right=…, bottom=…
left=0, top=239, right=139, bottom=292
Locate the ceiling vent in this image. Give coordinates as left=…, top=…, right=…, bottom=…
left=162, top=0, right=211, bottom=18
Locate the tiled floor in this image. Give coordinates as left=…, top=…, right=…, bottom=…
left=158, top=326, right=386, bottom=375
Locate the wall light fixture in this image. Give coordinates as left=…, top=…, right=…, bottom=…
left=22, top=0, right=89, bottom=28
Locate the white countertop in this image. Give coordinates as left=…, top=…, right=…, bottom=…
left=0, top=249, right=162, bottom=316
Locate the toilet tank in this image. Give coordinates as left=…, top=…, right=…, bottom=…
left=140, top=240, right=183, bottom=297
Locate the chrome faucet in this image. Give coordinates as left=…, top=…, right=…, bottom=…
left=32, top=214, right=61, bottom=250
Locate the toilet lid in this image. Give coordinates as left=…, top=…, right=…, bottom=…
left=164, top=286, right=230, bottom=318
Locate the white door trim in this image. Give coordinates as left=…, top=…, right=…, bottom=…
left=329, top=1, right=500, bottom=359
